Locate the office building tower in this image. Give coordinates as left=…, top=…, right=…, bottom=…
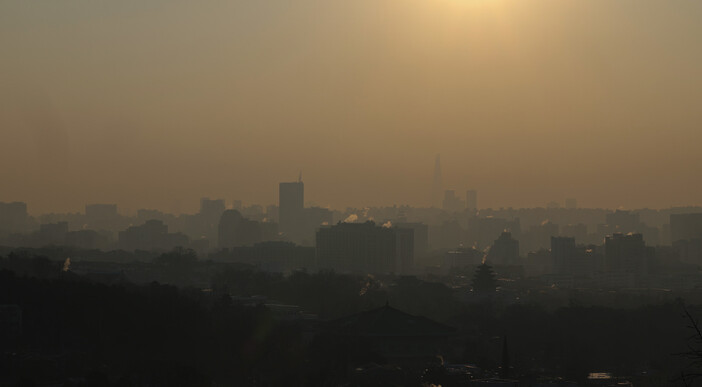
left=279, top=179, right=305, bottom=241
left=395, top=222, right=429, bottom=258
left=604, top=233, right=647, bottom=275
left=316, top=221, right=414, bottom=274
left=551, top=236, right=576, bottom=275
left=606, top=210, right=641, bottom=233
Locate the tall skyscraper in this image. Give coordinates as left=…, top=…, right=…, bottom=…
left=551, top=236, right=576, bottom=275
left=466, top=190, right=478, bottom=212
left=279, top=178, right=304, bottom=241
left=199, top=198, right=226, bottom=244
left=316, top=221, right=414, bottom=274
left=395, top=222, right=429, bottom=258
left=432, top=154, right=442, bottom=208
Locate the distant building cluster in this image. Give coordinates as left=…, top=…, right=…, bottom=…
left=316, top=221, right=414, bottom=275
left=1, top=162, right=702, bottom=288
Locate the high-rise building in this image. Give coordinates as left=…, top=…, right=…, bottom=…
left=560, top=223, right=588, bottom=243
left=316, top=221, right=414, bottom=274
left=197, top=198, right=226, bottom=245
left=394, top=222, right=429, bottom=258
left=466, top=190, right=477, bottom=212
left=565, top=198, right=577, bottom=210
left=301, top=207, right=333, bottom=245
left=606, top=210, right=640, bottom=233
left=279, top=179, right=304, bottom=241
left=394, top=227, right=415, bottom=275
left=551, top=236, right=576, bottom=275
left=604, top=233, right=647, bottom=275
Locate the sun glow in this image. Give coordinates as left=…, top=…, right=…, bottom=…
left=394, top=0, right=522, bottom=59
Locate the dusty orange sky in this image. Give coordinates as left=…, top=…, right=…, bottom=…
left=1, top=0, right=701, bottom=214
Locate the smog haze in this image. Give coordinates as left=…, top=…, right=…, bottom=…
left=2, top=0, right=701, bottom=213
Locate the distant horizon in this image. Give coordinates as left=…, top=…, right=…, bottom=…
left=8, top=196, right=702, bottom=217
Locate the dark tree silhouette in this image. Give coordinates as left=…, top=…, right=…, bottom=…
left=680, top=307, right=702, bottom=386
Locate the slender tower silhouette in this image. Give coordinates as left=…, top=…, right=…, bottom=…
left=432, top=154, right=443, bottom=208
left=279, top=175, right=304, bottom=242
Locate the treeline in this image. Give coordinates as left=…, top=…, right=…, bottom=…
left=212, top=268, right=458, bottom=321
left=214, top=266, right=698, bottom=382
left=0, top=251, right=699, bottom=385
left=0, top=270, right=313, bottom=386
left=0, top=246, right=160, bottom=264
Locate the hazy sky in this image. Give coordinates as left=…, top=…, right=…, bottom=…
left=2, top=0, right=701, bottom=214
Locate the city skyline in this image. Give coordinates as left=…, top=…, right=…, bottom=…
left=2, top=161, right=702, bottom=215
left=3, top=1, right=702, bottom=385
left=4, top=184, right=702, bottom=217
left=5, top=185, right=702, bottom=217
